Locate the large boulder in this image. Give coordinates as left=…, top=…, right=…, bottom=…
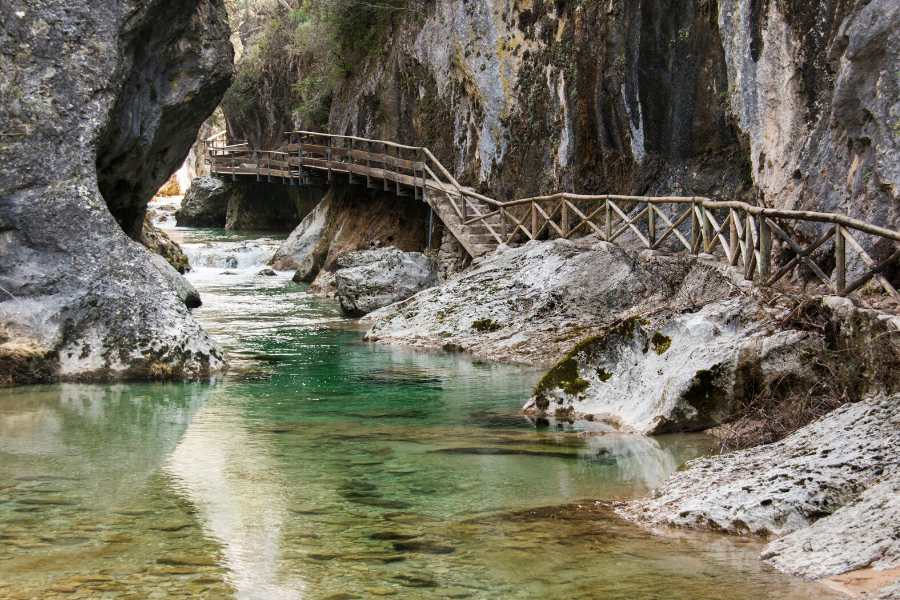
left=267, top=183, right=430, bottom=293
left=271, top=195, right=331, bottom=272
left=362, top=236, right=741, bottom=366
left=0, top=0, right=232, bottom=384
left=175, top=176, right=231, bottom=228
left=335, top=248, right=439, bottom=317
left=620, top=396, right=900, bottom=588
left=521, top=299, right=824, bottom=434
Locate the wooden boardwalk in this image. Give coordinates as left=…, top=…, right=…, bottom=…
left=206, top=131, right=900, bottom=305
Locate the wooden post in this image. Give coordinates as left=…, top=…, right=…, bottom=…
left=700, top=203, right=712, bottom=252
left=383, top=145, right=390, bottom=192
left=326, top=136, right=332, bottom=182
left=647, top=201, right=655, bottom=247
left=729, top=209, right=739, bottom=266
left=462, top=194, right=468, bottom=224
left=532, top=201, right=538, bottom=240
left=605, top=199, right=612, bottom=241
left=691, top=200, right=699, bottom=253
left=744, top=213, right=755, bottom=280
left=835, top=224, right=846, bottom=294
left=348, top=139, right=355, bottom=185
left=561, top=200, right=569, bottom=237
left=759, top=218, right=772, bottom=279
left=501, top=209, right=507, bottom=243
left=366, top=141, right=371, bottom=188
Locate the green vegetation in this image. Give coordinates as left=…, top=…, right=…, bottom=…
left=534, top=357, right=590, bottom=398
left=651, top=332, right=671, bottom=355
left=472, top=318, right=502, bottom=332
left=222, top=0, right=409, bottom=132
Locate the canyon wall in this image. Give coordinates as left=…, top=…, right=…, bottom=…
left=323, top=0, right=899, bottom=237
left=0, top=0, right=234, bottom=384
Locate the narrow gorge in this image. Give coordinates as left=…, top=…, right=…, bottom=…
left=1, top=0, right=899, bottom=598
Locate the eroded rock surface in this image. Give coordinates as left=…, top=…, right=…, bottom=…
left=523, top=300, right=823, bottom=434
left=176, top=176, right=231, bottom=228
left=0, top=0, right=233, bottom=383
left=336, top=248, right=439, bottom=317
left=141, top=214, right=191, bottom=274
left=620, top=397, right=900, bottom=543
left=362, top=236, right=742, bottom=367
left=268, top=184, right=430, bottom=294
left=271, top=196, right=332, bottom=272
left=147, top=254, right=202, bottom=309
left=761, top=474, right=900, bottom=579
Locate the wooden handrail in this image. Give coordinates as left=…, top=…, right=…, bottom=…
left=204, top=132, right=900, bottom=305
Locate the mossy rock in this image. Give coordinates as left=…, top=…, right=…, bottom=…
left=651, top=332, right=671, bottom=355
left=472, top=318, right=502, bottom=332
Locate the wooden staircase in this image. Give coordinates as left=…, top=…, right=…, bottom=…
left=424, top=185, right=503, bottom=257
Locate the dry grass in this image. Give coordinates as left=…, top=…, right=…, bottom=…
left=711, top=298, right=900, bottom=449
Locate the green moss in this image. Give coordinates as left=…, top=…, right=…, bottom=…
left=595, top=367, right=612, bottom=382
left=651, top=332, right=671, bottom=355
left=534, top=357, right=590, bottom=398
left=472, top=319, right=502, bottom=332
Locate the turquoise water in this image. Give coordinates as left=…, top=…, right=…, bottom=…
left=0, top=216, right=843, bottom=599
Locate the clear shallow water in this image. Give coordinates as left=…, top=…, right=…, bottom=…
left=0, top=213, right=844, bottom=599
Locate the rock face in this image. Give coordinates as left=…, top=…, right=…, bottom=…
left=335, top=248, right=439, bottom=317
left=362, top=236, right=743, bottom=367
left=620, top=396, right=900, bottom=537
left=326, top=0, right=749, bottom=203
left=140, top=214, right=191, bottom=274
left=719, top=0, right=900, bottom=235
left=176, top=176, right=231, bottom=228
left=0, top=0, right=233, bottom=384
left=268, top=183, right=431, bottom=293
left=522, top=301, right=823, bottom=433
left=147, top=254, right=202, bottom=309
left=176, top=176, right=318, bottom=230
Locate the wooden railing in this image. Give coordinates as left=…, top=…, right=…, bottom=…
left=204, top=132, right=900, bottom=304
left=493, top=193, right=900, bottom=303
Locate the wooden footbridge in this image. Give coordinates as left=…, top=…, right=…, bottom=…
left=206, top=131, right=900, bottom=305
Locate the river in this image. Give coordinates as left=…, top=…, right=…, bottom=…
left=0, top=198, right=843, bottom=599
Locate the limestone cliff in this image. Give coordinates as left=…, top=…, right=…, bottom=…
left=225, top=0, right=900, bottom=244
left=330, top=0, right=900, bottom=234
left=0, top=0, right=234, bottom=384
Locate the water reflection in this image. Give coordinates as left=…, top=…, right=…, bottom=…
left=0, top=223, right=845, bottom=599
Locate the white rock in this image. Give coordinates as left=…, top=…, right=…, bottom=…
left=336, top=247, right=439, bottom=317
left=761, top=473, right=900, bottom=579
left=270, top=198, right=331, bottom=272
left=619, top=396, right=900, bottom=539
left=523, top=299, right=822, bottom=434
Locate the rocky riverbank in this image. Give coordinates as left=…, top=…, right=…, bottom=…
left=619, top=395, right=900, bottom=597
left=362, top=236, right=900, bottom=433
left=0, top=0, right=233, bottom=384
left=360, top=234, right=900, bottom=596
